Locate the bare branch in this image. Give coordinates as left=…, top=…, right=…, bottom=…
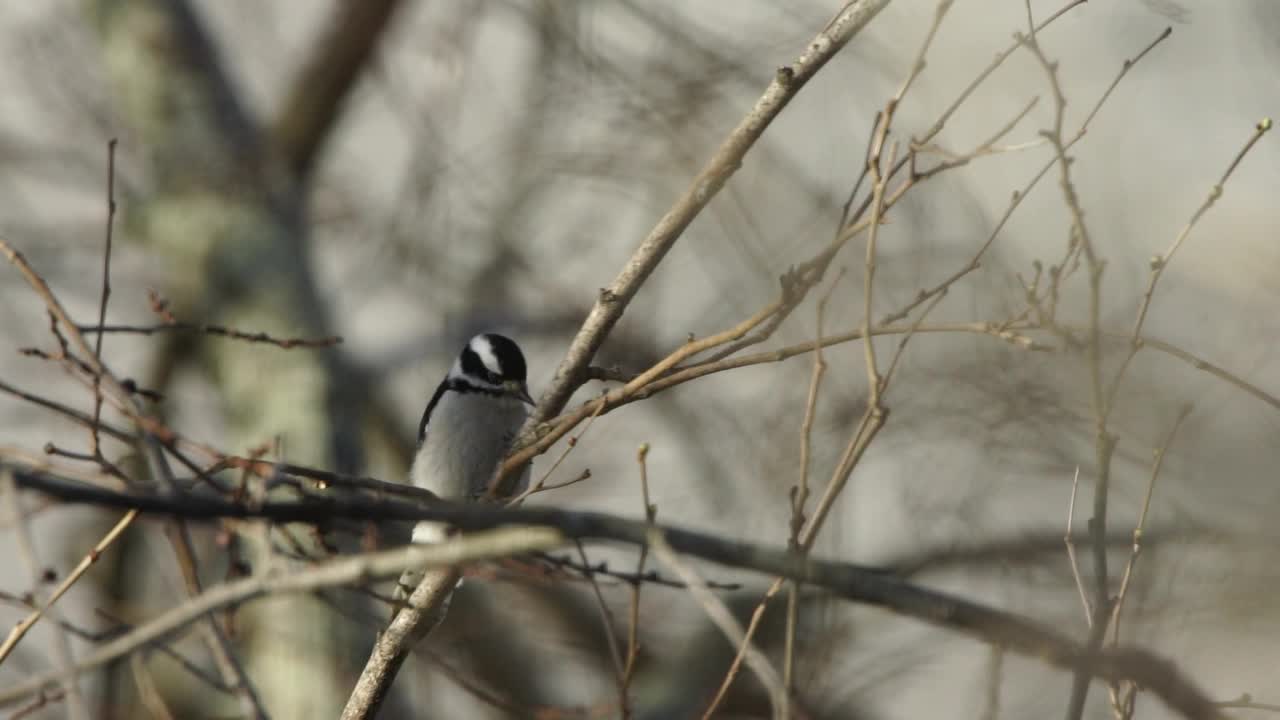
left=0, top=509, right=137, bottom=665
left=1105, top=116, right=1272, bottom=408
left=270, top=0, right=403, bottom=179
left=0, top=471, right=90, bottom=720
left=77, top=322, right=343, bottom=349
left=650, top=530, right=785, bottom=720
left=88, top=138, right=117, bottom=461
left=0, top=525, right=564, bottom=711
left=339, top=568, right=462, bottom=720
left=533, top=0, right=893, bottom=422
left=3, top=464, right=1224, bottom=720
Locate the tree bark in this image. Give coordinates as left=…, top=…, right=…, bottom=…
left=89, top=1, right=399, bottom=716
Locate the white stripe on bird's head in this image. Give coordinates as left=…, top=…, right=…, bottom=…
left=469, top=334, right=504, bottom=376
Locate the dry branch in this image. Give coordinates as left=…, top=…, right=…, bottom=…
left=532, top=0, right=893, bottom=425
left=2, top=464, right=1224, bottom=720
left=0, top=524, right=563, bottom=710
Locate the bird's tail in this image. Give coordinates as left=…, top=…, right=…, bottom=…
left=411, top=520, right=451, bottom=545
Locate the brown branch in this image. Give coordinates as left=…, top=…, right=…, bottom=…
left=0, top=378, right=134, bottom=443
left=1104, top=116, right=1272, bottom=411
left=622, top=443, right=654, bottom=713
left=532, top=0, right=893, bottom=423
left=1064, top=467, right=1093, bottom=624
left=1020, top=8, right=1121, bottom=719
left=0, top=523, right=562, bottom=714
left=890, top=22, right=1171, bottom=329
left=0, top=509, right=138, bottom=666
left=650, top=531, right=785, bottom=719
left=271, top=0, right=404, bottom=179
left=499, top=2, right=1143, bottom=495
left=781, top=268, right=843, bottom=701
left=533, top=549, right=741, bottom=592
left=507, top=399, right=606, bottom=505
left=1216, top=694, right=1280, bottom=714
left=917, top=0, right=1087, bottom=145
left=339, top=568, right=462, bottom=720
left=575, top=542, right=629, bottom=716
left=1106, top=406, right=1192, bottom=715
left=703, top=577, right=785, bottom=719
left=4, top=465, right=1224, bottom=720
left=0, top=472, right=90, bottom=720
left=502, top=322, right=1048, bottom=494
left=0, top=238, right=272, bottom=718
left=77, top=322, right=343, bottom=349
left=1109, top=407, right=1191, bottom=644
left=89, top=139, right=117, bottom=461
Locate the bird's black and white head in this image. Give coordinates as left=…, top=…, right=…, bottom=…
left=418, top=333, right=534, bottom=443
left=448, top=333, right=534, bottom=405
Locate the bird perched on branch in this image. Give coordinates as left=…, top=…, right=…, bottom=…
left=393, top=333, right=534, bottom=621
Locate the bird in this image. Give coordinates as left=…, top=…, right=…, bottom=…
left=393, top=333, right=534, bottom=622
left=410, top=331, right=534, bottom=542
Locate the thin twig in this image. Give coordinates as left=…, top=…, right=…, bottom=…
left=89, top=138, right=118, bottom=461
left=77, top=322, right=343, bottom=349
left=507, top=397, right=606, bottom=505
left=0, top=509, right=138, bottom=665
left=498, top=7, right=1139, bottom=491
left=504, top=319, right=1049, bottom=484
left=918, top=0, right=1087, bottom=144
left=1109, top=406, right=1192, bottom=643
left=0, top=471, right=90, bottom=720
left=650, top=530, right=785, bottom=720
left=9, top=687, right=66, bottom=720
left=1216, top=694, right=1280, bottom=713
left=0, top=525, right=563, bottom=712
left=1064, top=467, right=1093, bottom=624
left=0, top=236, right=272, bottom=719
left=532, top=0, right=893, bottom=422
left=1105, top=406, right=1191, bottom=717
left=526, top=468, right=593, bottom=496
left=132, top=652, right=178, bottom=720
left=703, top=578, right=786, bottom=719
left=1105, top=117, right=1272, bottom=412
left=575, top=541, right=629, bottom=716
left=783, top=269, right=844, bottom=699
left=1020, top=6, right=1121, bottom=718
left=622, top=443, right=655, bottom=709
left=878, top=286, right=947, bottom=390
left=92, top=608, right=238, bottom=694
left=860, top=0, right=948, bottom=407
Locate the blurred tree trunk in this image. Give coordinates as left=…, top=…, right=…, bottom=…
left=88, top=1, right=399, bottom=716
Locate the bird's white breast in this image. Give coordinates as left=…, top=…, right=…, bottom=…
left=411, top=391, right=528, bottom=503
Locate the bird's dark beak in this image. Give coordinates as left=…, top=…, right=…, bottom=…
left=509, top=381, right=535, bottom=406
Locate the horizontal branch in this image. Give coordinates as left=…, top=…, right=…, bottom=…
left=75, top=322, right=342, bottom=349
left=0, top=524, right=562, bottom=708
left=507, top=317, right=1277, bottom=483
left=4, top=464, right=1220, bottom=719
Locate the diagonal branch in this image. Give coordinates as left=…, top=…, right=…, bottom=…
left=651, top=530, right=785, bottom=720
left=270, top=0, right=404, bottom=179
left=0, top=472, right=90, bottom=720
left=532, top=0, right=893, bottom=423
